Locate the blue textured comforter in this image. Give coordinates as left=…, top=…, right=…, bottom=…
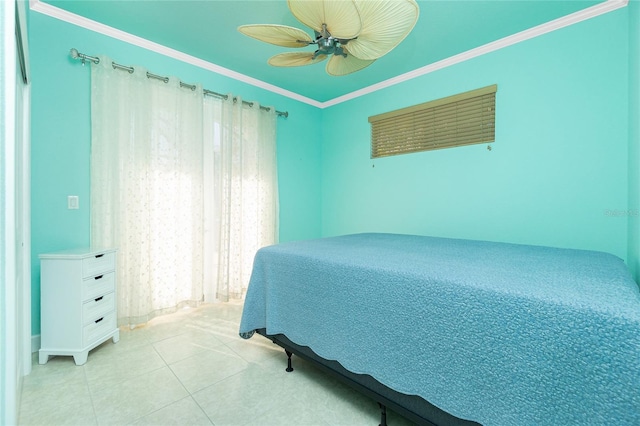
left=239, top=233, right=640, bottom=425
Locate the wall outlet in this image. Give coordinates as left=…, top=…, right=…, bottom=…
left=68, top=196, right=79, bottom=210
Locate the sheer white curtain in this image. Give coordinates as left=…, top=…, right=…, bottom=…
left=91, top=56, right=204, bottom=326
left=203, top=95, right=278, bottom=302
left=90, top=55, right=278, bottom=326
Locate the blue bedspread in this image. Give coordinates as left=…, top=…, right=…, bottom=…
left=239, top=233, right=640, bottom=425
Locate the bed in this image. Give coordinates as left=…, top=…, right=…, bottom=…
left=239, top=233, right=640, bottom=425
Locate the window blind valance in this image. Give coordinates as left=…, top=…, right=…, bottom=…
left=369, top=84, right=497, bottom=158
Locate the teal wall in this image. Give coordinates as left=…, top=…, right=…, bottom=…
left=629, top=0, right=640, bottom=282
left=320, top=8, right=631, bottom=264
left=28, top=12, right=322, bottom=335
left=29, top=4, right=637, bottom=337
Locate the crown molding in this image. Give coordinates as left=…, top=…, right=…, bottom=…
left=322, top=0, right=628, bottom=108
left=28, top=0, right=324, bottom=109
left=30, top=0, right=627, bottom=110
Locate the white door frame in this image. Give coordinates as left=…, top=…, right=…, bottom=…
left=16, top=0, right=32, bottom=379
left=1, top=1, right=31, bottom=424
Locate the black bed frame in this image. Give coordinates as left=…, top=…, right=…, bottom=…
left=256, top=329, right=481, bottom=426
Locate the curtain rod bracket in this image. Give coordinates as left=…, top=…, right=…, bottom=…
left=70, top=48, right=99, bottom=65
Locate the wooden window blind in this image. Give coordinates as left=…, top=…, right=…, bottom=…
left=368, top=84, right=497, bottom=158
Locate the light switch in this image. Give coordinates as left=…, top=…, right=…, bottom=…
left=68, top=196, right=79, bottom=210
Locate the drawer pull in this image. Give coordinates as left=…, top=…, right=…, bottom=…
left=94, top=296, right=104, bottom=302
left=94, top=275, right=103, bottom=280
left=95, top=317, right=104, bottom=324
left=95, top=254, right=104, bottom=258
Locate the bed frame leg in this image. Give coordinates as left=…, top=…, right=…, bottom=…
left=378, top=402, right=387, bottom=426
left=285, top=350, right=294, bottom=372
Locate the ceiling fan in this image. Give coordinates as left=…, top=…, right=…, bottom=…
left=238, top=0, right=419, bottom=76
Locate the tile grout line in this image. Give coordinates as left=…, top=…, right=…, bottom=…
left=81, top=364, right=100, bottom=426
left=146, top=318, right=221, bottom=425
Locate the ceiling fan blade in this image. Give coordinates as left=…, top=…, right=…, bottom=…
left=326, top=48, right=375, bottom=76
left=287, top=0, right=362, bottom=40
left=268, top=52, right=328, bottom=67
left=238, top=24, right=313, bottom=48
left=345, top=0, right=419, bottom=60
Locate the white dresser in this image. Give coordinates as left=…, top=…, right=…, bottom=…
left=39, top=248, right=119, bottom=365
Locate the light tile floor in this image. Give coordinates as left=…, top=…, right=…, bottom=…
left=19, top=302, right=414, bottom=425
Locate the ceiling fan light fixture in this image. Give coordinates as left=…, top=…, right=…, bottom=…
left=238, top=0, right=420, bottom=76
left=326, top=47, right=375, bottom=76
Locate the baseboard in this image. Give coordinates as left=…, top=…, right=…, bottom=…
left=31, top=334, right=40, bottom=353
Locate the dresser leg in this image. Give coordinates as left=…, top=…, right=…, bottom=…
left=73, top=352, right=88, bottom=366
left=38, top=351, right=49, bottom=365
left=112, top=330, right=120, bottom=343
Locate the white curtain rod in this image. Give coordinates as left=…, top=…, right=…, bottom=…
left=69, top=48, right=289, bottom=118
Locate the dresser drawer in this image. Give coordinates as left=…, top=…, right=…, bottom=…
left=83, top=312, right=116, bottom=347
left=82, top=291, right=115, bottom=325
left=82, top=272, right=115, bottom=301
left=82, top=251, right=115, bottom=278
